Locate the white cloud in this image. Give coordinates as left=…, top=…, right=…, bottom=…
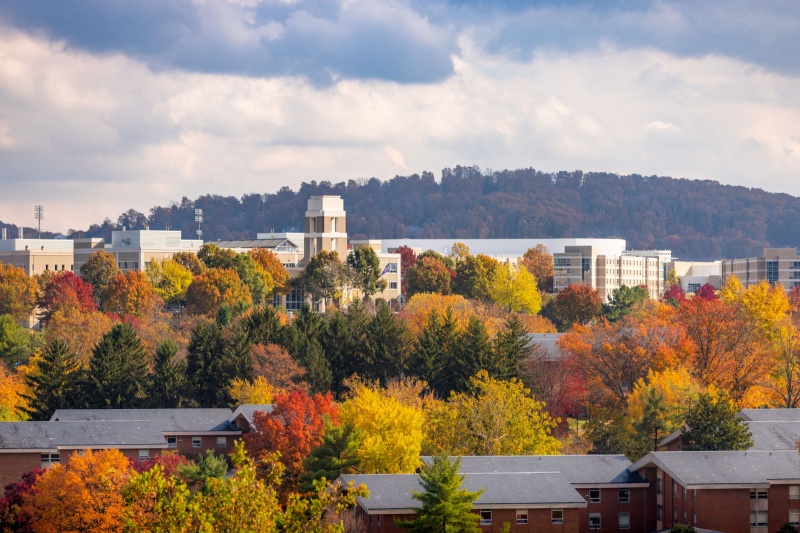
left=0, top=26, right=799, bottom=233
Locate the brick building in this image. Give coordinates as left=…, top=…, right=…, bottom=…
left=630, top=450, right=800, bottom=533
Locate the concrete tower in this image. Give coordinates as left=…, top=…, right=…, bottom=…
left=302, top=195, right=347, bottom=264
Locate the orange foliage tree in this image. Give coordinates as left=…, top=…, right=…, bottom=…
left=103, top=271, right=162, bottom=318
left=0, top=264, right=39, bottom=323
left=243, top=389, right=337, bottom=491
left=676, top=296, right=774, bottom=404
left=43, top=308, right=114, bottom=366
left=249, top=249, right=291, bottom=295
left=23, top=449, right=133, bottom=533
left=185, top=268, right=252, bottom=315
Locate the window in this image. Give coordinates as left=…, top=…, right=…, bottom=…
left=552, top=510, right=563, bottom=524
left=790, top=510, right=800, bottom=526
left=133, top=262, right=139, bottom=270
left=693, top=511, right=697, bottom=526
left=589, top=513, right=601, bottom=530
left=588, top=488, right=601, bottom=503
left=791, top=486, right=800, bottom=500
left=516, top=510, right=528, bottom=525
left=657, top=478, right=663, bottom=495
left=45, top=264, right=49, bottom=271
left=791, top=261, right=800, bottom=270
left=683, top=510, right=687, bottom=523
left=657, top=505, right=663, bottom=521
left=554, top=258, right=570, bottom=267
left=216, top=436, right=226, bottom=448
left=673, top=482, right=677, bottom=496
left=192, top=436, right=202, bottom=448
left=390, top=282, right=398, bottom=289
left=124, top=261, right=128, bottom=269
left=388, top=262, right=398, bottom=273
left=750, top=488, right=768, bottom=499
left=692, top=489, right=697, bottom=501
left=673, top=509, right=677, bottom=523
left=479, top=510, right=491, bottom=525
left=618, top=488, right=630, bottom=503
left=683, top=486, right=687, bottom=499
left=139, top=449, right=150, bottom=460
left=619, top=512, right=630, bottom=530
left=767, top=261, right=779, bottom=284
left=750, top=510, right=768, bottom=527
left=40, top=453, right=60, bottom=469
left=167, top=436, right=177, bottom=448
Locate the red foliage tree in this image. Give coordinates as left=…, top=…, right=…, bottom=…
left=553, top=284, right=603, bottom=329
left=0, top=468, right=44, bottom=532
left=396, top=246, right=417, bottom=298
left=129, top=452, right=189, bottom=476
left=663, top=284, right=686, bottom=305
left=694, top=283, right=717, bottom=300
left=243, top=389, right=338, bottom=491
left=38, top=271, right=97, bottom=323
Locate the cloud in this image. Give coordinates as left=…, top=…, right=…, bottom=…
left=1, top=24, right=799, bottom=233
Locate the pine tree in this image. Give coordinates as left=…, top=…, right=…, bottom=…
left=148, top=340, right=187, bottom=408
left=366, top=301, right=409, bottom=385
left=491, top=314, right=529, bottom=380
left=25, top=340, right=82, bottom=420
left=187, top=320, right=253, bottom=407
left=411, top=308, right=458, bottom=398
left=86, top=323, right=150, bottom=408
left=244, top=305, right=283, bottom=346
left=282, top=304, right=331, bottom=393
left=322, top=310, right=355, bottom=396
left=300, top=421, right=361, bottom=492
left=396, top=456, right=483, bottom=533
left=449, top=316, right=492, bottom=393
left=681, top=393, right=753, bottom=451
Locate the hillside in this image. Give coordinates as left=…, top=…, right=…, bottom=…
left=57, top=166, right=800, bottom=260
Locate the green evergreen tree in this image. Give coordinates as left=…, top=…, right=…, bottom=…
left=148, top=340, right=187, bottom=408
left=681, top=392, right=753, bottom=451
left=633, top=387, right=670, bottom=455
left=449, top=316, right=493, bottom=393
left=491, top=314, right=529, bottom=380
left=411, top=308, right=459, bottom=398
left=366, top=301, right=409, bottom=385
left=602, top=285, right=650, bottom=322
left=321, top=310, right=353, bottom=396
left=300, top=421, right=361, bottom=492
left=25, top=340, right=82, bottom=420
left=186, top=320, right=253, bottom=407
left=86, top=323, right=150, bottom=408
left=244, top=305, right=283, bottom=346
left=396, top=456, right=483, bottom=533
left=282, top=304, right=331, bottom=393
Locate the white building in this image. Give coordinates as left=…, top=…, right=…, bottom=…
left=73, top=230, right=203, bottom=273
left=666, top=260, right=722, bottom=293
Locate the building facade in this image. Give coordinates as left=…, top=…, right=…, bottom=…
left=722, top=248, right=800, bottom=290
left=0, top=238, right=74, bottom=276
left=73, top=230, right=203, bottom=273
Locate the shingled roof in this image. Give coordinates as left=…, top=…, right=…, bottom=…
left=50, top=408, right=239, bottom=432
left=339, top=472, right=587, bottom=513
left=422, top=455, right=647, bottom=485
left=630, top=450, right=800, bottom=487
left=0, top=421, right=168, bottom=451
left=739, top=408, right=800, bottom=422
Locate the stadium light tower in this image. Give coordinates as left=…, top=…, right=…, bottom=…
left=34, top=205, right=43, bottom=238
left=194, top=208, right=203, bottom=239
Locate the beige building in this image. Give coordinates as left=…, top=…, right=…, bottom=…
left=721, top=247, right=800, bottom=290
left=0, top=237, right=74, bottom=276
left=553, top=245, right=665, bottom=301
left=73, top=230, right=203, bottom=274
left=666, top=260, right=722, bottom=293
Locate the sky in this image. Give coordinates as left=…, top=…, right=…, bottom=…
left=1, top=0, right=800, bottom=233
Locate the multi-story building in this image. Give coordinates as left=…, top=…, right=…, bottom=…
left=721, top=248, right=800, bottom=290
left=73, top=230, right=203, bottom=273
left=0, top=236, right=74, bottom=276
left=665, top=260, right=722, bottom=293
left=553, top=246, right=665, bottom=301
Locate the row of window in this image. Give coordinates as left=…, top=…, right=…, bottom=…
left=167, top=436, right=228, bottom=448
left=117, top=261, right=140, bottom=270
left=587, top=488, right=630, bottom=503
left=43, top=264, right=71, bottom=271
left=40, top=438, right=229, bottom=467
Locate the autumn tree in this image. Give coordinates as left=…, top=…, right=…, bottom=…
left=79, top=250, right=120, bottom=304
left=551, top=284, right=603, bottom=330
left=0, top=362, right=29, bottom=421
left=339, top=382, right=424, bottom=474
left=37, top=271, right=96, bottom=323
left=172, top=251, right=205, bottom=275
left=452, top=255, right=492, bottom=301
left=144, top=259, right=193, bottom=308
left=43, top=308, right=114, bottom=366
left=769, top=323, right=800, bottom=408
left=299, top=251, right=354, bottom=306
left=520, top=244, right=554, bottom=293
left=197, top=243, right=238, bottom=269
left=396, top=245, right=417, bottom=298
left=85, top=323, right=150, bottom=408
left=244, top=389, right=338, bottom=492
left=103, top=270, right=161, bottom=317
left=249, top=343, right=307, bottom=390
left=721, top=278, right=790, bottom=340
left=0, top=468, right=43, bottom=532
left=229, top=376, right=275, bottom=405
left=230, top=253, right=274, bottom=305
left=396, top=456, right=483, bottom=533
left=185, top=267, right=252, bottom=315
left=23, top=448, right=133, bottom=533
left=25, top=340, right=82, bottom=419
left=425, top=371, right=560, bottom=456
left=0, top=264, right=38, bottom=323
left=0, top=314, right=38, bottom=367
left=405, top=256, right=453, bottom=297
left=663, top=284, right=686, bottom=306
left=249, top=248, right=291, bottom=295
left=347, top=246, right=387, bottom=300
left=681, top=392, right=753, bottom=451
left=449, top=242, right=470, bottom=264
left=488, top=264, right=541, bottom=314
left=695, top=283, right=717, bottom=300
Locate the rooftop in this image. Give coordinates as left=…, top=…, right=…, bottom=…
left=50, top=408, right=239, bottom=432
left=0, top=421, right=167, bottom=450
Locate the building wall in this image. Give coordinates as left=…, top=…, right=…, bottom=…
left=721, top=248, right=800, bottom=291
left=361, top=507, right=582, bottom=533
left=0, top=452, right=42, bottom=486
left=168, top=434, right=237, bottom=455
left=0, top=250, right=74, bottom=276
left=574, top=487, right=648, bottom=533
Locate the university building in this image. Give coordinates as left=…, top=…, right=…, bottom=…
left=721, top=248, right=800, bottom=290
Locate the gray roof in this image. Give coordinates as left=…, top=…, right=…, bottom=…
left=739, top=408, right=800, bottom=421
left=422, top=455, right=646, bottom=485
left=630, top=450, right=800, bottom=487
left=747, top=421, right=800, bottom=450
left=0, top=421, right=167, bottom=450
left=524, top=334, right=564, bottom=361
left=339, top=472, right=587, bottom=512
left=229, top=404, right=274, bottom=425
left=50, top=409, right=238, bottom=432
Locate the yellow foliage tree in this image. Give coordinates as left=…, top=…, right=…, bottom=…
left=0, top=362, right=29, bottom=421
left=425, top=371, right=561, bottom=456
left=626, top=367, right=701, bottom=435
left=145, top=259, right=193, bottom=307
left=24, top=448, right=133, bottom=533
left=399, top=293, right=476, bottom=336
left=488, top=264, right=541, bottom=314
left=339, top=382, right=424, bottom=474
left=229, top=376, right=276, bottom=405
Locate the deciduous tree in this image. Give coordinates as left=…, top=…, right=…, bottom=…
left=79, top=250, right=120, bottom=304
left=405, top=256, right=452, bottom=297
left=552, top=284, right=603, bottom=330
left=488, top=264, right=541, bottom=314
left=0, top=264, right=38, bottom=323
left=347, top=246, right=387, bottom=300
left=249, top=248, right=291, bottom=295
left=185, top=268, right=252, bottom=316
left=0, top=362, right=29, bottom=421
left=519, top=244, right=554, bottom=293
left=43, top=308, right=114, bottom=366
left=103, top=270, right=161, bottom=317
left=145, top=259, right=193, bottom=308
left=37, top=271, right=96, bottom=323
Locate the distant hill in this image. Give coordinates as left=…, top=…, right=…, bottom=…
left=68, top=166, right=800, bottom=261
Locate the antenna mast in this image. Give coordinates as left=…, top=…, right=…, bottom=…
left=34, top=205, right=43, bottom=238
left=194, top=208, right=203, bottom=239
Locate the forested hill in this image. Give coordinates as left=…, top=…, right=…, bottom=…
left=74, top=166, right=800, bottom=261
